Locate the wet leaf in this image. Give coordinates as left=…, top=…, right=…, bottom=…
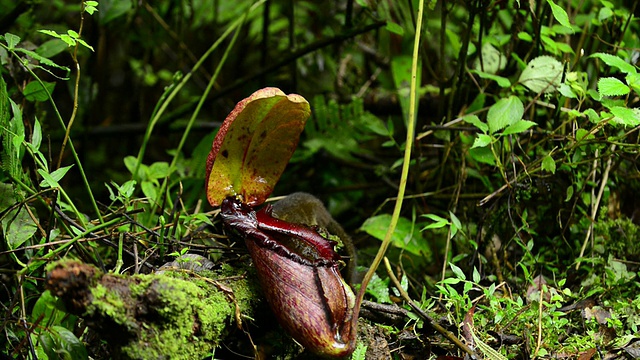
left=206, top=88, right=310, bottom=207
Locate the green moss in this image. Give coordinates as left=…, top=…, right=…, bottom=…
left=88, top=284, right=127, bottom=324
left=116, top=265, right=259, bottom=359
left=122, top=275, right=228, bottom=359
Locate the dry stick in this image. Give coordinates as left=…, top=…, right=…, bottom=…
left=383, top=258, right=476, bottom=357
left=575, top=144, right=616, bottom=270
left=534, top=278, right=544, bottom=357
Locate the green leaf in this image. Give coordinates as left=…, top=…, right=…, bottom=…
left=351, top=342, right=368, bottom=360
left=31, top=118, right=42, bottom=150
left=558, top=83, right=577, bottom=98
left=463, top=114, right=488, bottom=133
left=469, top=146, right=495, bottom=165
left=59, top=34, right=76, bottom=47
left=610, top=106, right=640, bottom=127
left=361, top=214, right=431, bottom=257
left=487, top=96, right=524, bottom=134
left=4, top=32, right=20, bottom=49
left=366, top=273, right=391, bottom=304
left=471, top=134, right=492, bottom=149
left=449, top=212, right=461, bottom=237
left=545, top=0, right=572, bottom=31
left=141, top=181, right=158, bottom=203
left=85, top=1, right=99, bottom=12
left=472, top=267, right=481, bottom=283
left=590, top=52, right=637, bottom=74
left=38, top=165, right=74, bottom=188
left=542, top=154, right=556, bottom=174
left=598, top=77, right=630, bottom=97
left=450, top=262, right=466, bottom=280
left=385, top=21, right=404, bottom=36
left=13, top=48, right=71, bottom=73
left=147, top=162, right=170, bottom=180
left=502, top=119, right=536, bottom=135
left=470, top=69, right=511, bottom=88
left=205, top=88, right=310, bottom=207
left=76, top=38, right=94, bottom=51
left=40, top=326, right=88, bottom=360
left=98, top=0, right=133, bottom=24
left=422, top=213, right=449, bottom=229
left=36, top=39, right=69, bottom=58
left=0, top=183, right=38, bottom=249
left=519, top=55, right=563, bottom=93
left=473, top=43, right=507, bottom=74
left=23, top=81, right=56, bottom=102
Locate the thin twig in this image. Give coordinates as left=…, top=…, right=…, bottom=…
left=576, top=144, right=616, bottom=270
left=384, top=258, right=477, bottom=357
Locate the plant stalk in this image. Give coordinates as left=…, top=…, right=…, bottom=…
left=352, top=0, right=425, bottom=337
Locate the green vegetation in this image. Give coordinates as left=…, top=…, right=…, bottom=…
left=1, top=0, right=639, bottom=358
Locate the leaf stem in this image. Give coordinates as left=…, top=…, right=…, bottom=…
left=353, top=0, right=425, bottom=329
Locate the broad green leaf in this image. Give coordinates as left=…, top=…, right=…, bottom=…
left=610, top=106, right=640, bottom=127
left=471, top=134, right=492, bottom=149
left=23, top=81, right=56, bottom=102
left=141, top=181, right=157, bottom=203
left=40, top=326, right=88, bottom=360
left=469, top=146, right=495, bottom=165
left=0, top=183, right=38, bottom=249
left=206, top=88, right=310, bottom=207
left=4, top=32, right=20, bottom=49
left=590, top=52, right=637, bottom=74
left=463, top=114, right=488, bottom=133
left=542, top=154, right=556, bottom=174
left=98, top=0, right=134, bottom=24
left=519, top=56, right=563, bottom=93
left=473, top=43, right=507, bottom=74
left=31, top=291, right=77, bottom=329
left=487, top=96, right=524, bottom=134
left=545, top=0, right=572, bottom=31
left=36, top=39, right=69, bottom=58
left=627, top=73, right=640, bottom=95
left=147, top=162, right=170, bottom=180
left=558, top=83, right=577, bottom=98
left=502, top=119, right=536, bottom=135
left=361, top=214, right=431, bottom=257
left=598, top=77, right=630, bottom=97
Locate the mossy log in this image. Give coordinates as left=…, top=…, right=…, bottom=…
left=45, top=258, right=260, bottom=359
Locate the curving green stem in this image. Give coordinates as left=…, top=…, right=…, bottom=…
left=351, top=0, right=426, bottom=340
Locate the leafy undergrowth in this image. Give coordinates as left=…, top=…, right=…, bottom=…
left=2, top=0, right=640, bottom=359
